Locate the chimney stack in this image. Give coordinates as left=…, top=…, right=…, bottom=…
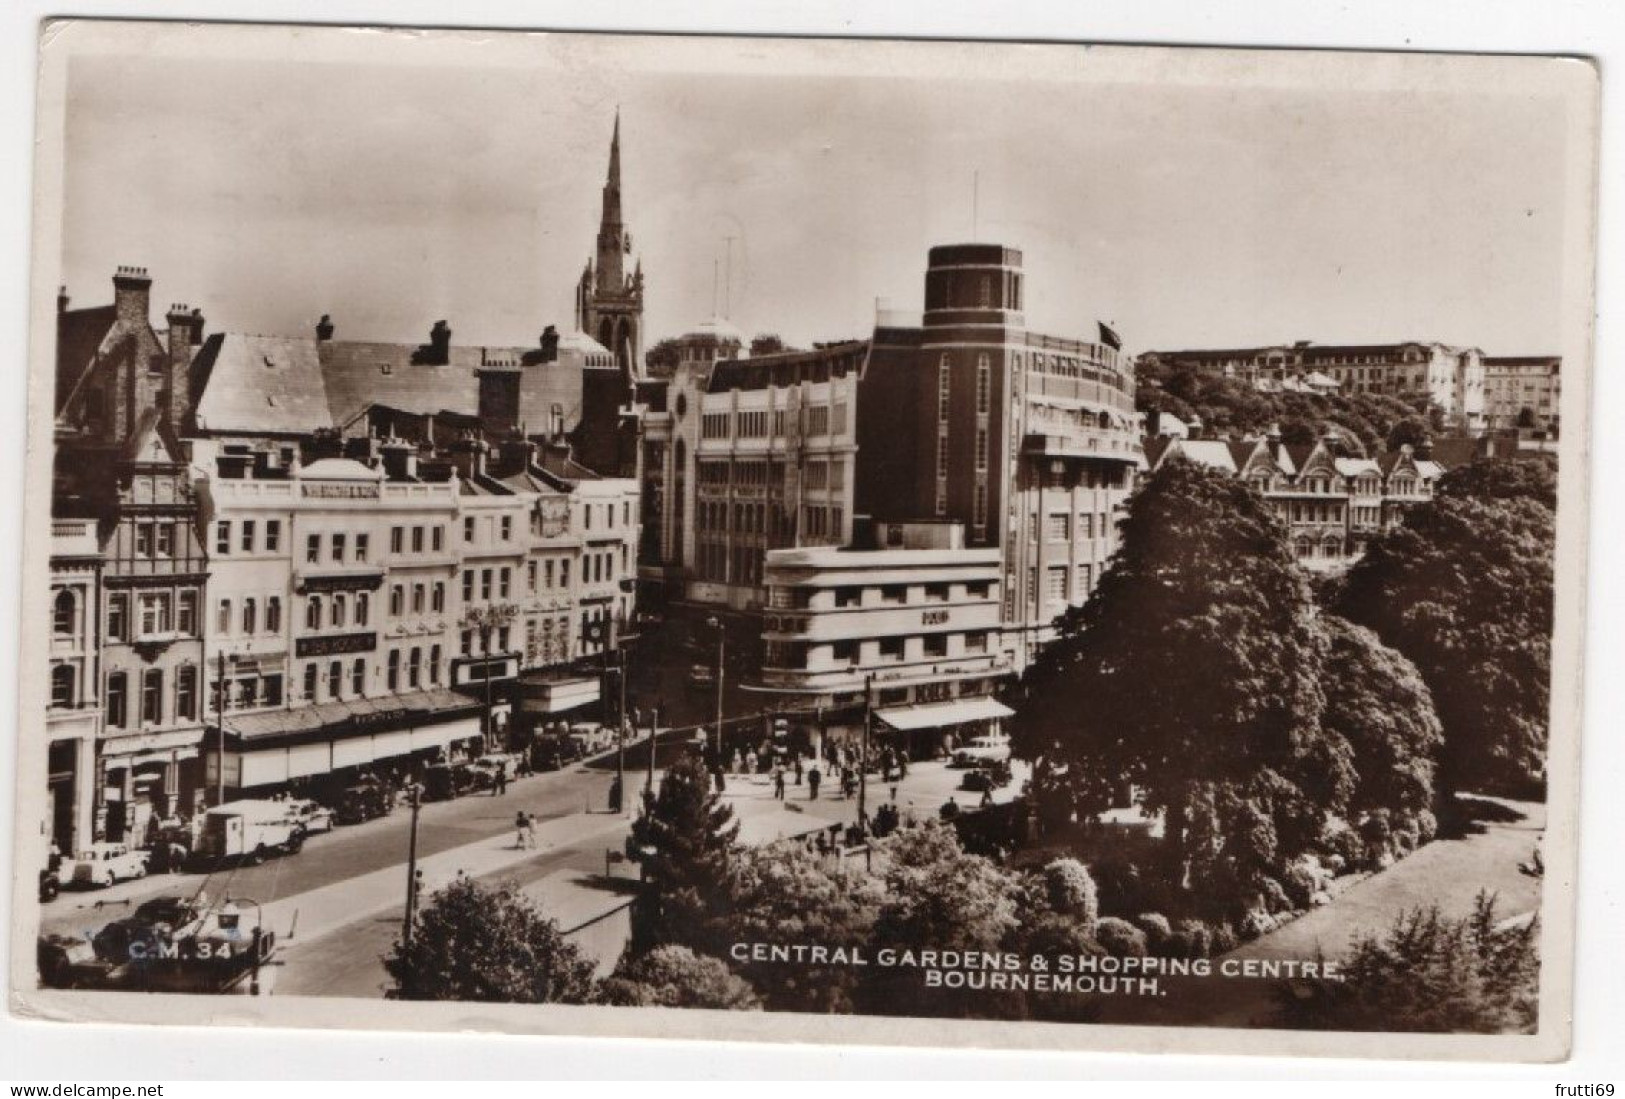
left=541, top=325, right=560, bottom=364
left=316, top=314, right=335, bottom=341
left=428, top=320, right=452, bottom=365
left=111, top=265, right=152, bottom=327
left=380, top=436, right=419, bottom=481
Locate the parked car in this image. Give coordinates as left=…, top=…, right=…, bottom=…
left=952, top=733, right=1012, bottom=767
left=60, top=842, right=149, bottom=888
left=422, top=762, right=478, bottom=801
left=468, top=755, right=517, bottom=787
left=333, top=782, right=394, bottom=824
left=282, top=798, right=336, bottom=835
left=196, top=801, right=307, bottom=864
left=529, top=737, right=581, bottom=773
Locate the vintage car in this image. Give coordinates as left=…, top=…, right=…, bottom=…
left=468, top=754, right=518, bottom=787
left=195, top=800, right=307, bottom=865
left=333, top=781, right=394, bottom=824
left=952, top=733, right=1013, bottom=767
left=60, top=842, right=149, bottom=888
left=42, top=893, right=279, bottom=995
left=528, top=737, right=582, bottom=773
left=282, top=798, right=336, bottom=834
left=422, top=762, right=479, bottom=801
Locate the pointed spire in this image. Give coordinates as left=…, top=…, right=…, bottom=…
left=608, top=107, right=621, bottom=194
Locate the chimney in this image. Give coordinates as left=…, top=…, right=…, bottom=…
left=316, top=314, right=335, bottom=341
left=57, top=286, right=70, bottom=314
left=492, top=438, right=535, bottom=477
left=448, top=432, right=488, bottom=481
left=380, top=436, right=419, bottom=481
left=111, top=265, right=152, bottom=327
left=1265, top=423, right=1282, bottom=459
left=167, top=303, right=204, bottom=352
left=540, top=325, right=560, bottom=364
left=429, top=320, right=452, bottom=365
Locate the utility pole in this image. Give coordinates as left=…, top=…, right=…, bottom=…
left=709, top=616, right=725, bottom=762
left=858, top=670, right=874, bottom=828
left=646, top=701, right=661, bottom=794
left=214, top=650, right=227, bottom=807
left=400, top=782, right=423, bottom=996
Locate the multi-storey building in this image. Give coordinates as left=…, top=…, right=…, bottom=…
left=857, top=245, right=1142, bottom=673
left=638, top=339, right=867, bottom=610
left=46, top=517, right=103, bottom=853
left=760, top=520, right=1013, bottom=758
left=1138, top=341, right=1488, bottom=431
left=1482, top=355, right=1562, bottom=434
left=1143, top=432, right=1447, bottom=569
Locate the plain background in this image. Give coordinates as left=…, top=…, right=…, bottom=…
left=0, top=0, right=1620, bottom=1082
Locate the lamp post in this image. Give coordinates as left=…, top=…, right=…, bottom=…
left=647, top=700, right=662, bottom=795
left=855, top=667, right=875, bottom=828
left=707, top=615, right=725, bottom=762
left=399, top=781, right=424, bottom=996
left=213, top=650, right=227, bottom=807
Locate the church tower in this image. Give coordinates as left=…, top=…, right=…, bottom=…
left=576, top=112, right=644, bottom=377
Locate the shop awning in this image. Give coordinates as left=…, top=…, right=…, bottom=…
left=223, top=687, right=483, bottom=744
left=875, top=696, right=1014, bottom=732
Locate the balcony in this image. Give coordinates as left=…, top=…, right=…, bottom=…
left=1021, top=427, right=1141, bottom=463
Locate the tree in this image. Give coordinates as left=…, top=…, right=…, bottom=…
left=1319, top=616, right=1443, bottom=820
left=595, top=945, right=760, bottom=1010
left=1012, top=460, right=1354, bottom=919
left=723, top=844, right=885, bottom=1013
left=1436, top=456, right=1557, bottom=511
left=1280, top=893, right=1539, bottom=1033
left=858, top=825, right=1027, bottom=1018
left=1336, top=492, right=1554, bottom=801
left=385, top=874, right=596, bottom=1003
left=1516, top=406, right=1538, bottom=430
left=1278, top=418, right=1318, bottom=448
left=627, top=752, right=740, bottom=954
left=1385, top=417, right=1430, bottom=451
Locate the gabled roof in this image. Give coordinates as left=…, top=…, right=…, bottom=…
left=1169, top=439, right=1239, bottom=474
left=191, top=332, right=332, bottom=435
left=1334, top=456, right=1382, bottom=477
left=55, top=306, right=117, bottom=414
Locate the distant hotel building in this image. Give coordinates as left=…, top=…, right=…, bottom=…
left=1482, top=355, right=1562, bottom=434
left=1137, top=341, right=1489, bottom=432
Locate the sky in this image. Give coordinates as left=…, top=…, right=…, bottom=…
left=55, top=32, right=1574, bottom=357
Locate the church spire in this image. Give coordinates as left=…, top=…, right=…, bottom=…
left=595, top=110, right=627, bottom=293
left=578, top=111, right=642, bottom=377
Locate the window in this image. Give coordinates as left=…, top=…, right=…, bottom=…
left=354, top=591, right=370, bottom=627
left=50, top=665, right=75, bottom=708
left=306, top=596, right=322, bottom=631
left=328, top=661, right=343, bottom=700
left=265, top=520, right=281, bottom=552
left=178, top=591, right=197, bottom=635
left=141, top=669, right=163, bottom=725
left=976, top=355, right=991, bottom=414
left=156, top=524, right=175, bottom=557
left=139, top=592, right=172, bottom=635
left=464, top=517, right=476, bottom=544
left=429, top=644, right=441, bottom=684
left=303, top=664, right=318, bottom=701
left=965, top=632, right=989, bottom=653
left=217, top=598, right=232, bottom=635
left=264, top=673, right=283, bottom=707
left=176, top=665, right=197, bottom=720
left=925, top=583, right=950, bottom=602
left=973, top=482, right=988, bottom=532
left=461, top=629, right=473, bottom=656
left=499, top=568, right=511, bottom=599
left=136, top=524, right=153, bottom=557
left=332, top=533, right=346, bottom=562
left=974, top=427, right=989, bottom=472
left=389, top=585, right=404, bottom=617
left=500, top=516, right=512, bottom=541
left=527, top=561, right=538, bottom=592
left=431, top=582, right=445, bottom=613
left=462, top=571, right=475, bottom=603
left=408, top=647, right=422, bottom=689
left=391, top=527, right=404, bottom=554
left=879, top=637, right=905, bottom=660
left=216, top=521, right=231, bottom=555
left=355, top=532, right=368, bottom=562
left=924, top=634, right=948, bottom=658
left=306, top=533, right=321, bottom=564
left=412, top=526, right=425, bottom=553
left=432, top=526, right=444, bottom=552
left=106, top=672, right=127, bottom=728
left=332, top=593, right=347, bottom=628
left=265, top=596, right=281, bottom=633
left=1045, top=513, right=1069, bottom=542
left=1075, top=563, right=1093, bottom=598
left=100, top=594, right=124, bottom=643
left=938, top=356, right=952, bottom=421
left=880, top=585, right=907, bottom=604
left=545, top=560, right=556, bottom=589
left=412, top=584, right=425, bottom=614
left=351, top=658, right=366, bottom=697
left=387, top=650, right=400, bottom=692
left=481, top=569, right=493, bottom=601
left=241, top=520, right=256, bottom=553
left=52, top=590, right=75, bottom=635
left=560, top=560, right=570, bottom=588
left=831, top=639, right=858, bottom=664
left=498, top=626, right=511, bottom=652
left=242, top=597, right=257, bottom=635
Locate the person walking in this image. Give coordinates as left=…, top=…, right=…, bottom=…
left=523, top=811, right=539, bottom=849
left=514, top=810, right=530, bottom=849
left=773, top=767, right=786, bottom=800
left=807, top=765, right=821, bottom=800
left=793, top=754, right=804, bottom=786
left=494, top=762, right=508, bottom=797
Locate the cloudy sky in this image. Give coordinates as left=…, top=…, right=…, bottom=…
left=55, top=28, right=1575, bottom=356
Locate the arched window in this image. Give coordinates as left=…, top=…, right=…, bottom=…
left=1323, top=535, right=1342, bottom=558
left=52, top=590, right=75, bottom=636
left=1294, top=536, right=1313, bottom=560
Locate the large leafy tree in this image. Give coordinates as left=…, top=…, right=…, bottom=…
left=595, top=945, right=761, bottom=1010
left=723, top=844, right=885, bottom=1014
left=627, top=752, right=740, bottom=955
left=1319, top=615, right=1443, bottom=819
left=1336, top=489, right=1554, bottom=800
left=1013, top=460, right=1353, bottom=917
left=384, top=874, right=596, bottom=1003
left=1436, top=455, right=1557, bottom=512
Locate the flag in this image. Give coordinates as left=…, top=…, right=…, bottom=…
left=1098, top=322, right=1122, bottom=351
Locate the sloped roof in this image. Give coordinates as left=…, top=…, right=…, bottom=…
left=55, top=306, right=117, bottom=413
left=1335, top=456, right=1382, bottom=477
left=1171, top=439, right=1239, bottom=474
left=318, top=340, right=487, bottom=427
left=192, top=332, right=333, bottom=435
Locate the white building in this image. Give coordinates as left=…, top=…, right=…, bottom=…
left=46, top=518, right=103, bottom=852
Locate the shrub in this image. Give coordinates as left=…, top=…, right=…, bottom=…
left=1392, top=817, right=1422, bottom=856
left=1259, top=877, right=1294, bottom=915
left=1415, top=809, right=1440, bottom=844
left=1360, top=809, right=1393, bottom=864
left=1177, top=918, right=1213, bottom=959
left=1135, top=912, right=1172, bottom=950
left=596, top=946, right=761, bottom=1010
left=1321, top=826, right=1366, bottom=868
left=1041, top=858, right=1100, bottom=931
left=1239, top=909, right=1279, bottom=939
left=1095, top=917, right=1148, bottom=958
left=1282, top=863, right=1321, bottom=909
left=1210, top=923, right=1240, bottom=956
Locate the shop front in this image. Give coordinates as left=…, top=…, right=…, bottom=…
left=96, top=727, right=204, bottom=845
left=209, top=687, right=486, bottom=798
left=874, top=694, right=1014, bottom=761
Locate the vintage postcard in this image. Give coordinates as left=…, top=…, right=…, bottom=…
left=10, top=20, right=1598, bottom=1062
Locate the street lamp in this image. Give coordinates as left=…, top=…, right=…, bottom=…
left=399, top=781, right=424, bottom=996
left=706, top=614, right=725, bottom=762
left=850, top=662, right=875, bottom=828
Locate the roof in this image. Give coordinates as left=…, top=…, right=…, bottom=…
left=55, top=305, right=117, bottom=413
left=1335, top=456, right=1381, bottom=477
left=300, top=457, right=382, bottom=481
left=191, top=333, right=333, bottom=435
left=1170, top=439, right=1239, bottom=474
left=555, top=330, right=613, bottom=358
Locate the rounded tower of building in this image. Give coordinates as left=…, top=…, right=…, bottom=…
left=922, top=244, right=1025, bottom=330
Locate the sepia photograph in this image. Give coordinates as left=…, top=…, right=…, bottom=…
left=7, top=17, right=1601, bottom=1066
